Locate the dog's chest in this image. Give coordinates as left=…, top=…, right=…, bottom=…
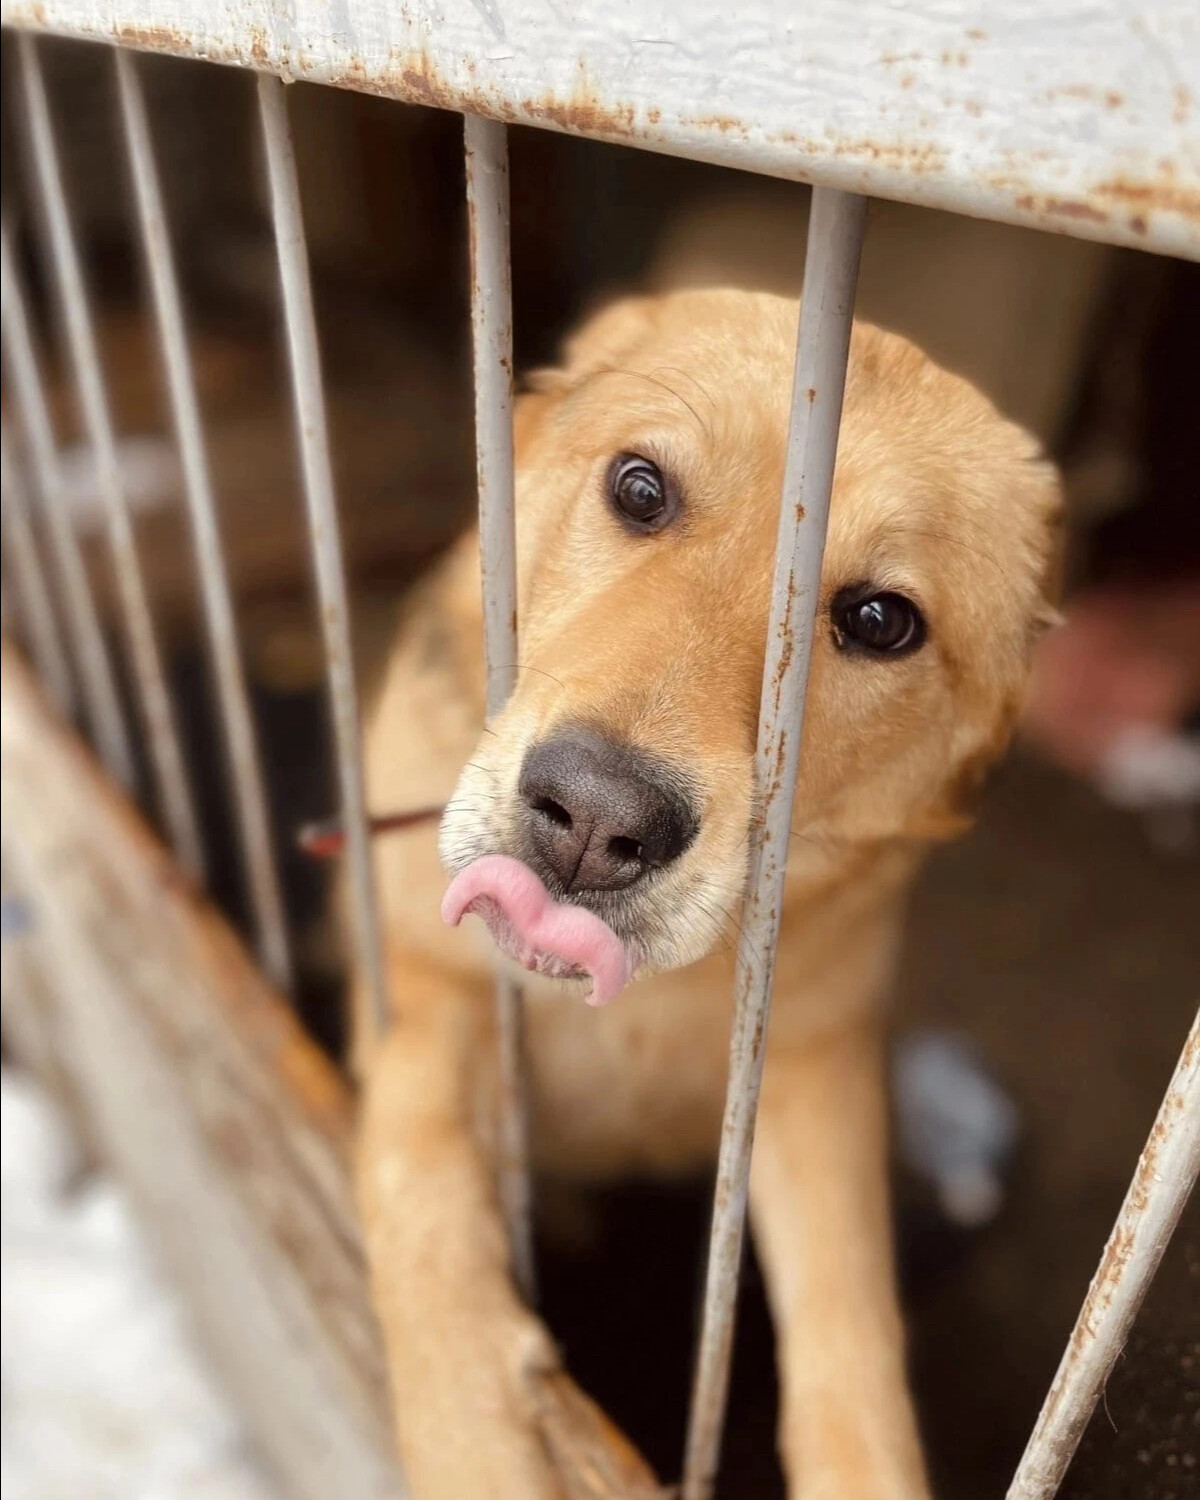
left=522, top=958, right=735, bottom=1179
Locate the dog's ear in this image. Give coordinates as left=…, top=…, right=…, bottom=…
left=525, top=296, right=657, bottom=395
left=911, top=448, right=1064, bottom=844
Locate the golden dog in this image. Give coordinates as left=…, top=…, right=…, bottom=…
left=350, top=288, right=1060, bottom=1499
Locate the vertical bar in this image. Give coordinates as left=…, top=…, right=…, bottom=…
left=1007, top=1010, right=1200, bottom=1500
left=18, top=33, right=204, bottom=880
left=256, top=75, right=387, bottom=1023
left=681, top=187, right=868, bottom=1500
left=0, top=421, right=75, bottom=712
left=1, top=218, right=135, bottom=787
left=464, top=112, right=535, bottom=1305
left=115, top=49, right=292, bottom=991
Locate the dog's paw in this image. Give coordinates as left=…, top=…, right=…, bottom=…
left=390, top=1300, right=664, bottom=1500
left=527, top=1365, right=671, bottom=1500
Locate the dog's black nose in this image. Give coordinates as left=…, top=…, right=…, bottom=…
left=518, top=729, right=698, bottom=894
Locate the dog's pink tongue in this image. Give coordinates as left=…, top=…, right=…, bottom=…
left=442, top=855, right=632, bottom=1006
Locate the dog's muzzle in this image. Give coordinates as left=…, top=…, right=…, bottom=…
left=441, top=727, right=700, bottom=1004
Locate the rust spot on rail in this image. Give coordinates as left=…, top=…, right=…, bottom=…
left=1015, top=194, right=1109, bottom=225
left=114, top=22, right=188, bottom=51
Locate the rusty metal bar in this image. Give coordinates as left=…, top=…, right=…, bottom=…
left=256, top=74, right=388, bottom=1027
left=115, top=48, right=292, bottom=989
left=0, top=420, right=74, bottom=712
left=464, top=112, right=535, bottom=1305
left=1007, top=1009, right=1200, bottom=1500
left=17, top=32, right=204, bottom=880
left=681, top=186, right=868, bottom=1500
left=1, top=218, right=136, bottom=788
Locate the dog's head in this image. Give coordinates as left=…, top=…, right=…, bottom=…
left=440, top=290, right=1060, bottom=999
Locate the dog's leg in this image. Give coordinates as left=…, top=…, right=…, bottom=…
left=355, top=954, right=664, bottom=1500
left=750, top=1018, right=929, bottom=1500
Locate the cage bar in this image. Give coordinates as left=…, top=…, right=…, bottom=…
left=0, top=217, right=135, bottom=788
left=256, top=74, right=389, bottom=1030
left=17, top=33, right=204, bottom=880
left=0, top=421, right=74, bottom=712
left=114, top=48, right=292, bottom=990
left=681, top=186, right=868, bottom=1500
left=1007, top=1009, right=1200, bottom=1500
left=463, top=112, right=535, bottom=1305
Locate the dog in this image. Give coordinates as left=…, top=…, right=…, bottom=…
left=349, top=287, right=1060, bottom=1499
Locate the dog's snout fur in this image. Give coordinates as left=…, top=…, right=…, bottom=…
left=518, top=728, right=698, bottom=894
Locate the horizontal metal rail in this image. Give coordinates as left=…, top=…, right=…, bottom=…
left=18, top=32, right=204, bottom=880
left=256, top=74, right=389, bottom=1032
left=115, top=47, right=292, bottom=990
left=2, top=2, right=1196, bottom=257
left=681, top=185, right=868, bottom=1500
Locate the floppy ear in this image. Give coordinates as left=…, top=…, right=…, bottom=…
left=913, top=449, right=1064, bottom=843
left=525, top=295, right=657, bottom=395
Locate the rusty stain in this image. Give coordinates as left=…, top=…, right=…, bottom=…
left=114, top=21, right=188, bottom=51
left=688, top=113, right=742, bottom=135
left=1091, top=175, right=1200, bottom=224
left=1015, top=193, right=1108, bottom=225
left=1043, top=83, right=1102, bottom=104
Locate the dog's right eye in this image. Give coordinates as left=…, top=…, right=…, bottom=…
left=607, top=454, right=678, bottom=533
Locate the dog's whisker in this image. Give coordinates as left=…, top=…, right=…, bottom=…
left=589, top=364, right=711, bottom=440
left=652, top=362, right=718, bottom=413
left=489, top=662, right=569, bottom=692
left=891, top=524, right=1008, bottom=581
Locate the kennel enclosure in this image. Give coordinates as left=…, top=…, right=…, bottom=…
left=1, top=5, right=1198, bottom=1500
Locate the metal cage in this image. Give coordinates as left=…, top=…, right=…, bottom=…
left=1, top=7, right=1197, bottom=1500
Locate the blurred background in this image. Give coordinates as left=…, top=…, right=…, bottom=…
left=1, top=34, right=1197, bottom=1500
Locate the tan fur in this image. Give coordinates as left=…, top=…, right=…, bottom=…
left=351, top=289, right=1060, bottom=1498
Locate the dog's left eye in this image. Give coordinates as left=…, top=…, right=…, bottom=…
left=608, top=454, right=677, bottom=533
left=832, top=588, right=925, bottom=656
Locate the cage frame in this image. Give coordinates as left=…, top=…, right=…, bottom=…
left=1, top=8, right=1198, bottom=1500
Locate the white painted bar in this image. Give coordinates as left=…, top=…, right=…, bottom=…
left=1008, top=1010, right=1200, bottom=1500
left=115, top=47, right=292, bottom=989
left=682, top=187, right=868, bottom=1500
left=256, top=74, right=389, bottom=1031
left=0, top=218, right=136, bottom=787
left=463, top=112, right=535, bottom=1304
left=0, top=421, right=75, bottom=712
left=2, top=0, right=1196, bottom=259
left=18, top=32, right=204, bottom=880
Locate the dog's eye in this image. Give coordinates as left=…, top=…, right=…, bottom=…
left=832, top=588, right=925, bottom=656
left=607, top=454, right=677, bottom=533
